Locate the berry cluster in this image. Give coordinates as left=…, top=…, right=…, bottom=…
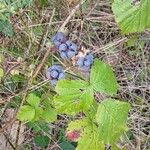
left=52, top=32, right=77, bottom=59
left=46, top=32, right=94, bottom=86
left=51, top=32, right=66, bottom=48
left=46, top=65, right=65, bottom=85
left=77, top=53, right=93, bottom=71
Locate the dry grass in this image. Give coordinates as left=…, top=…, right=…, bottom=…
left=0, top=0, right=150, bottom=149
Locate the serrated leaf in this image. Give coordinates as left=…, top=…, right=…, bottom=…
left=96, top=99, right=131, bottom=144
left=67, top=119, right=88, bottom=132
left=90, top=59, right=118, bottom=95
left=32, top=107, right=43, bottom=121
left=34, top=135, right=50, bottom=148
left=17, top=105, right=35, bottom=121
left=76, top=125, right=105, bottom=150
left=0, top=68, right=4, bottom=78
left=54, top=80, right=94, bottom=115
left=27, top=93, right=41, bottom=108
left=42, top=107, right=57, bottom=122
left=112, top=0, right=150, bottom=34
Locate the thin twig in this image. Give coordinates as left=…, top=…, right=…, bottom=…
left=59, top=0, right=86, bottom=31
left=32, top=8, right=56, bottom=79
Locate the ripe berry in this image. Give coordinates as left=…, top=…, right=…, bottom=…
left=58, top=40, right=78, bottom=59
left=51, top=32, right=66, bottom=48
left=46, top=65, right=65, bottom=85
left=77, top=53, right=94, bottom=70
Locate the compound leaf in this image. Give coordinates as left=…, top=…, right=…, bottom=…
left=96, top=99, right=131, bottom=144
left=90, top=59, right=118, bottom=95
left=67, top=119, right=88, bottom=132
left=17, top=105, right=35, bottom=121
left=27, top=93, right=41, bottom=108
left=54, top=80, right=94, bottom=115
left=112, top=0, right=150, bottom=34
left=76, top=124, right=105, bottom=150
left=42, top=107, right=57, bottom=122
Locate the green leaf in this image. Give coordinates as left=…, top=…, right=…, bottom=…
left=90, top=59, right=118, bottom=95
left=28, top=121, right=50, bottom=133
left=60, top=141, right=75, bottom=150
left=42, top=107, right=57, bottom=122
left=76, top=124, right=105, bottom=150
left=0, top=20, right=14, bottom=37
left=34, top=135, right=50, bottom=148
left=5, top=0, right=33, bottom=10
left=112, top=0, right=150, bottom=34
left=17, top=105, right=35, bottom=121
left=96, top=99, right=131, bottom=144
left=27, top=93, right=41, bottom=108
left=0, top=68, right=4, bottom=78
left=67, top=119, right=88, bottom=132
left=54, top=80, right=94, bottom=115
left=32, top=107, right=43, bottom=121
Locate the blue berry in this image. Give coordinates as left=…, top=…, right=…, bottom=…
left=77, top=57, right=84, bottom=67
left=59, top=43, right=67, bottom=51
left=51, top=32, right=66, bottom=48
left=51, top=79, right=57, bottom=86
left=76, top=53, right=94, bottom=70
left=46, top=65, right=65, bottom=85
left=66, top=40, right=77, bottom=53
left=59, top=40, right=78, bottom=59
left=50, top=70, right=59, bottom=78
left=60, top=51, right=68, bottom=59
left=58, top=72, right=65, bottom=79
left=67, top=50, right=76, bottom=58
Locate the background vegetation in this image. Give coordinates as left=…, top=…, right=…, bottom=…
left=0, top=0, right=149, bottom=149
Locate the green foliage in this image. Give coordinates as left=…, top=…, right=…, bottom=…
left=17, top=105, right=35, bottom=121
left=90, top=59, right=118, bottom=95
left=76, top=126, right=105, bottom=150
left=112, top=0, right=150, bottom=34
left=27, top=93, right=41, bottom=108
left=96, top=99, right=131, bottom=144
left=0, top=0, right=33, bottom=36
left=60, top=141, right=75, bottom=150
left=28, top=121, right=50, bottom=133
left=17, top=93, right=57, bottom=122
left=42, top=107, right=57, bottom=122
left=54, top=80, right=94, bottom=115
left=34, top=135, right=50, bottom=148
left=0, top=20, right=14, bottom=37
left=3, top=0, right=32, bottom=10
left=67, top=119, right=105, bottom=150
left=67, top=99, right=130, bottom=150
left=67, top=119, right=88, bottom=132
left=17, top=59, right=130, bottom=150
left=54, top=59, right=118, bottom=115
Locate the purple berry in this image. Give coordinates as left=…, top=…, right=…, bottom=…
left=51, top=32, right=66, bottom=48
left=59, top=43, right=67, bottom=51
left=76, top=53, right=94, bottom=70
left=46, top=65, right=65, bottom=86
left=67, top=50, right=76, bottom=58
